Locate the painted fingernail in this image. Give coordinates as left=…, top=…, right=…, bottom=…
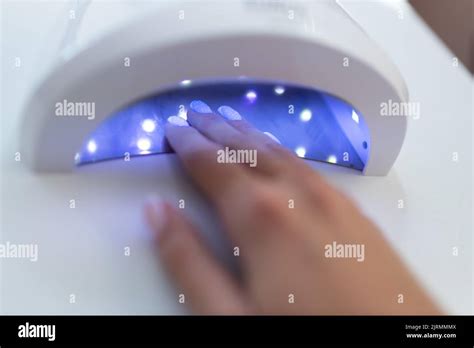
left=145, top=195, right=167, bottom=239
left=217, top=105, right=242, bottom=120
left=167, top=116, right=189, bottom=126
left=264, top=131, right=281, bottom=144
left=190, top=100, right=212, bottom=113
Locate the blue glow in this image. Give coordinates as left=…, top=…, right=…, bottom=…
left=141, top=119, right=156, bottom=133
left=352, top=110, right=360, bottom=124
left=137, top=137, right=152, bottom=152
left=274, top=86, right=285, bottom=95
left=299, top=109, right=312, bottom=122
left=87, top=140, right=97, bottom=154
left=180, top=79, right=192, bottom=86
left=327, top=155, right=337, bottom=164
left=295, top=146, right=306, bottom=158
left=77, top=81, right=370, bottom=171
left=245, top=90, right=257, bottom=103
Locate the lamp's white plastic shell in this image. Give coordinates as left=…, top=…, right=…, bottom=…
left=21, top=0, right=408, bottom=175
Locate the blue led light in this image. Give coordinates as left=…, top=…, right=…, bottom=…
left=327, top=155, right=337, bottom=164
left=180, top=79, right=192, bottom=86
left=299, top=109, right=312, bottom=122
left=295, top=146, right=306, bottom=158
left=352, top=110, right=360, bottom=124
left=77, top=81, right=370, bottom=171
left=87, top=140, right=97, bottom=154
left=245, top=90, right=258, bottom=103
left=141, top=119, right=156, bottom=132
left=137, top=137, right=152, bottom=152
left=274, top=86, right=285, bottom=95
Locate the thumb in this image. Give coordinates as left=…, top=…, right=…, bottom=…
left=145, top=197, right=250, bottom=314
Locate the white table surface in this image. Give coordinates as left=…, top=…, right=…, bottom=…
left=0, top=0, right=472, bottom=314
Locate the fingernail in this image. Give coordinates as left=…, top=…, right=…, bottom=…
left=145, top=196, right=167, bottom=239
left=167, top=116, right=189, bottom=127
left=217, top=105, right=242, bottom=120
left=190, top=100, right=212, bottom=113
left=263, top=131, right=281, bottom=144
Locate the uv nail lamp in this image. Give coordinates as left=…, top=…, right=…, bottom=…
left=21, top=0, right=407, bottom=175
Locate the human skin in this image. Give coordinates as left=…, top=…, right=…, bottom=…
left=145, top=100, right=441, bottom=315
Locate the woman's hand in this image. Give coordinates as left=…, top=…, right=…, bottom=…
left=145, top=100, right=440, bottom=315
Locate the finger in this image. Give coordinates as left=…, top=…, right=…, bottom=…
left=145, top=197, right=250, bottom=314
left=216, top=104, right=308, bottom=168
left=213, top=106, right=330, bottom=185
left=165, top=118, right=268, bottom=248
left=222, top=113, right=296, bottom=164
left=187, top=109, right=273, bottom=173
left=165, top=120, right=248, bottom=205
left=223, top=111, right=282, bottom=146
left=213, top=106, right=332, bottom=197
left=186, top=108, right=263, bottom=169
left=187, top=101, right=289, bottom=175
left=186, top=100, right=244, bottom=145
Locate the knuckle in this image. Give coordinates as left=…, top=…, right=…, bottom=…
left=198, top=115, right=219, bottom=131
left=313, top=181, right=352, bottom=214
left=183, top=148, right=213, bottom=168
left=265, top=141, right=302, bottom=166
left=248, top=187, right=285, bottom=219
left=230, top=120, right=253, bottom=133
left=227, top=133, right=247, bottom=148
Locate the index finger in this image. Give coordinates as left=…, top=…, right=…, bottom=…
left=165, top=121, right=249, bottom=207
